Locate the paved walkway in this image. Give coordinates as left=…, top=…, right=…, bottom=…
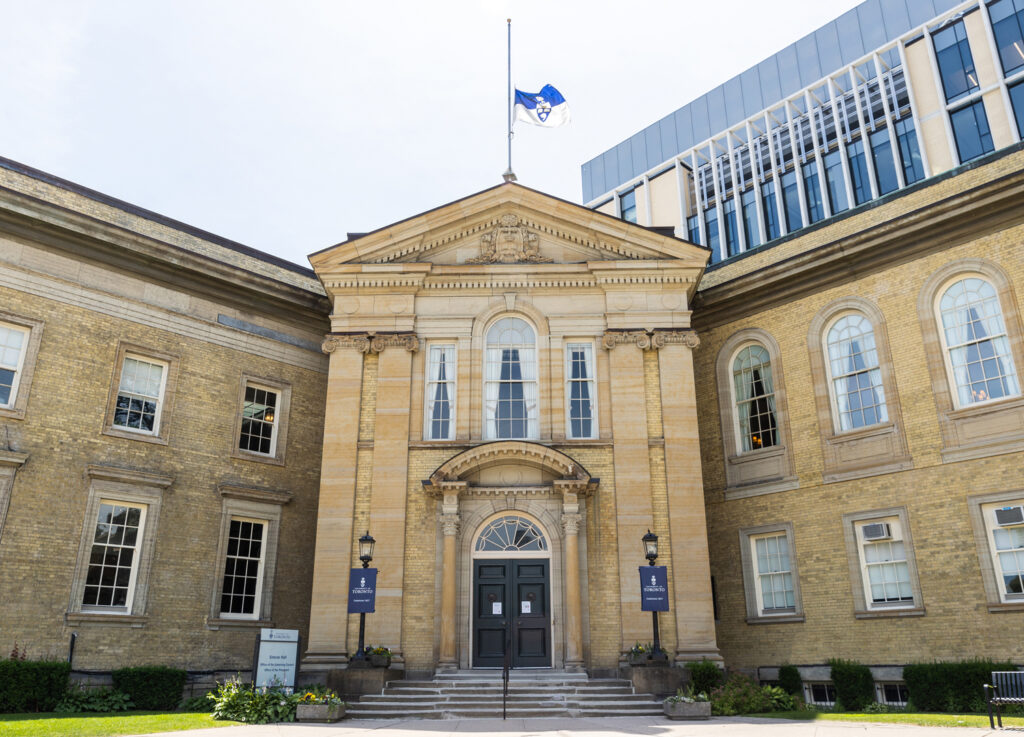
left=138, top=715, right=1012, bottom=736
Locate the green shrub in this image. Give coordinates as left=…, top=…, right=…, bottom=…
left=710, top=673, right=771, bottom=715
left=778, top=664, right=802, bottom=696
left=111, top=666, right=187, bottom=711
left=829, top=658, right=875, bottom=711
left=762, top=685, right=797, bottom=711
left=208, top=678, right=301, bottom=723
left=687, top=660, right=723, bottom=696
left=54, top=685, right=133, bottom=713
left=0, top=659, right=71, bottom=712
left=903, top=660, right=1015, bottom=712
left=178, top=694, right=213, bottom=712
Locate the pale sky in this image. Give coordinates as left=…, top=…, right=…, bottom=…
left=1, top=0, right=863, bottom=267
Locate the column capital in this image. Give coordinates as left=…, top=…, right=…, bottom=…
left=601, top=330, right=651, bottom=351
left=652, top=329, right=700, bottom=350
left=561, top=513, right=583, bottom=536
left=322, top=332, right=418, bottom=354
left=440, top=513, right=461, bottom=537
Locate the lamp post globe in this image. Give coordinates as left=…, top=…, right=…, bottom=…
left=359, top=531, right=375, bottom=568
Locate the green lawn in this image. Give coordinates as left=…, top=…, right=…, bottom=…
left=0, top=711, right=239, bottom=737
left=752, top=710, right=1024, bottom=728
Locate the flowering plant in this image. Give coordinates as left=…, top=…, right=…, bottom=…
left=298, top=686, right=343, bottom=705
left=368, top=645, right=392, bottom=656
left=665, top=684, right=709, bottom=704
left=629, top=642, right=652, bottom=656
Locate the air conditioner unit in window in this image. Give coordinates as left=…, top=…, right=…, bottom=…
left=862, top=522, right=892, bottom=541
left=995, top=506, right=1024, bottom=527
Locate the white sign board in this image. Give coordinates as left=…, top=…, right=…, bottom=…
left=254, top=629, right=299, bottom=688
left=492, top=602, right=502, bottom=615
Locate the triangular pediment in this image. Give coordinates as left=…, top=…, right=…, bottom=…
left=308, top=182, right=708, bottom=271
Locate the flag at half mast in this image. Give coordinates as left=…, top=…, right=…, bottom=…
left=514, top=84, right=570, bottom=127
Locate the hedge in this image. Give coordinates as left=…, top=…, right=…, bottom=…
left=778, top=664, right=802, bottom=697
left=829, top=658, right=874, bottom=711
left=111, top=666, right=187, bottom=711
left=903, top=660, right=1017, bottom=712
left=0, top=660, right=71, bottom=712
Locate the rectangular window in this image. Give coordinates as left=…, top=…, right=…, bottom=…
left=113, top=356, right=167, bottom=435
left=704, top=206, right=721, bottom=264
left=878, top=683, right=909, bottom=706
left=741, top=189, right=760, bottom=249
left=801, top=162, right=824, bottom=224
left=239, top=384, right=279, bottom=455
left=753, top=533, right=795, bottom=614
left=806, top=683, right=837, bottom=706
left=425, top=345, right=456, bottom=440
left=933, top=21, right=980, bottom=103
left=83, top=502, right=146, bottom=612
left=894, top=118, right=925, bottom=185
left=857, top=519, right=914, bottom=607
left=722, top=198, right=740, bottom=257
left=760, top=181, right=781, bottom=241
left=620, top=189, right=637, bottom=223
left=846, top=139, right=872, bottom=206
left=0, top=322, right=29, bottom=408
left=686, top=214, right=701, bottom=245
left=989, top=0, right=1024, bottom=76
left=1008, top=80, right=1024, bottom=140
left=780, top=170, right=803, bottom=232
left=220, top=517, right=267, bottom=618
left=823, top=149, right=849, bottom=215
left=565, top=343, right=596, bottom=439
left=869, top=128, right=900, bottom=196
left=950, top=100, right=994, bottom=163
left=986, top=503, right=1024, bottom=600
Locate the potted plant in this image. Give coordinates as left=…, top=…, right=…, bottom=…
left=627, top=642, right=651, bottom=666
left=369, top=644, right=392, bottom=668
left=663, top=685, right=711, bottom=720
left=296, top=687, right=345, bottom=722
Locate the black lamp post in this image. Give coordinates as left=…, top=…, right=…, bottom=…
left=642, top=529, right=664, bottom=658
left=353, top=531, right=375, bottom=663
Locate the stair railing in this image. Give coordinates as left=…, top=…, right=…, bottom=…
left=502, top=625, right=511, bottom=719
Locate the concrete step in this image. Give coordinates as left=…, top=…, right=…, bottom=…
left=361, top=692, right=655, bottom=703
left=380, top=685, right=636, bottom=696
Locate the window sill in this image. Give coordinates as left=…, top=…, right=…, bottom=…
left=724, top=475, right=799, bottom=501
left=65, top=611, right=148, bottom=627
left=103, top=427, right=168, bottom=446
left=230, top=448, right=285, bottom=467
left=948, top=394, right=1024, bottom=419
left=987, top=601, right=1024, bottom=613
left=746, top=613, right=805, bottom=625
left=0, top=405, right=26, bottom=421
left=206, top=617, right=274, bottom=630
left=854, top=606, right=925, bottom=619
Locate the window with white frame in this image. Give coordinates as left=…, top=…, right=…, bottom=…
left=938, top=277, right=1020, bottom=407
left=425, top=344, right=456, bottom=440
left=752, top=533, right=796, bottom=614
left=239, top=384, right=279, bottom=455
left=732, top=343, right=778, bottom=451
left=484, top=317, right=538, bottom=440
left=0, top=322, right=30, bottom=409
left=805, top=683, right=836, bottom=706
left=877, top=683, right=909, bottom=706
left=825, top=313, right=888, bottom=431
left=984, top=501, right=1024, bottom=601
left=565, top=342, right=596, bottom=439
left=219, top=517, right=267, bottom=618
left=856, top=518, right=914, bottom=608
left=113, top=355, right=167, bottom=434
left=82, top=501, right=147, bottom=612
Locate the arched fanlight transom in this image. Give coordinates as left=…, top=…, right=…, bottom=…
left=475, top=515, right=548, bottom=552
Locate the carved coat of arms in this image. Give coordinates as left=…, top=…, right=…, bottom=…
left=468, top=214, right=552, bottom=264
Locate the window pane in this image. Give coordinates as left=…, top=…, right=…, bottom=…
left=221, top=519, right=265, bottom=616
left=894, top=118, right=925, bottom=185
left=733, top=345, right=778, bottom=451
left=83, top=503, right=143, bottom=611
left=1009, top=80, right=1024, bottom=140
left=802, top=162, right=824, bottom=224
left=620, top=189, right=637, bottom=223
left=485, top=319, right=537, bottom=439
left=780, top=170, right=803, bottom=232
left=760, top=182, right=781, bottom=241
left=686, top=214, right=701, bottom=245
left=846, top=140, right=871, bottom=206
left=827, top=314, right=888, bottom=430
left=114, top=357, right=164, bottom=433
left=989, top=0, right=1024, bottom=76
left=869, top=128, right=899, bottom=195
left=950, top=101, right=994, bottom=163
left=566, top=344, right=595, bottom=439
left=741, top=189, right=760, bottom=249
left=933, top=22, right=980, bottom=103
left=823, top=150, right=849, bottom=214
left=704, top=206, right=721, bottom=264
left=240, top=385, right=278, bottom=454
left=722, top=198, right=740, bottom=257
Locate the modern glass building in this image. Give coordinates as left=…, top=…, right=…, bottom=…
left=582, top=0, right=1024, bottom=265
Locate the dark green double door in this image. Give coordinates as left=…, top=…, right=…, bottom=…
left=472, top=559, right=550, bottom=668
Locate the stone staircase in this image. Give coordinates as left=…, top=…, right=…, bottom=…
left=346, top=670, right=663, bottom=719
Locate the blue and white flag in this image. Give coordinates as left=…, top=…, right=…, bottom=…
left=514, top=84, right=570, bottom=128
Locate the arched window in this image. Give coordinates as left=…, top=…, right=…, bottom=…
left=484, top=317, right=538, bottom=439
left=938, top=277, right=1020, bottom=407
left=825, top=313, right=888, bottom=431
left=475, top=515, right=548, bottom=553
left=732, top=343, right=778, bottom=452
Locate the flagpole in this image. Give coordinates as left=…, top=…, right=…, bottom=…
left=503, top=18, right=516, bottom=182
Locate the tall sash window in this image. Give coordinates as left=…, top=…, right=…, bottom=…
left=566, top=343, right=596, bottom=439
left=826, top=314, right=888, bottom=431
left=484, top=318, right=538, bottom=440
left=733, top=344, right=778, bottom=452
left=425, top=345, right=456, bottom=440
left=939, top=277, right=1020, bottom=407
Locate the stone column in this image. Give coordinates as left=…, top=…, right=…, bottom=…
left=601, top=330, right=655, bottom=655
left=653, top=329, right=722, bottom=663
left=306, top=335, right=369, bottom=663
left=437, top=483, right=463, bottom=671
left=366, top=333, right=418, bottom=660
left=560, top=499, right=584, bottom=671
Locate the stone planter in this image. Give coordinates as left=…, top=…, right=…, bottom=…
left=297, top=703, right=345, bottom=722
left=663, top=700, right=711, bottom=720
left=370, top=653, right=391, bottom=668
left=628, top=653, right=649, bottom=666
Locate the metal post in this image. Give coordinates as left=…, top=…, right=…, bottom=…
left=650, top=560, right=663, bottom=657
left=503, top=19, right=516, bottom=182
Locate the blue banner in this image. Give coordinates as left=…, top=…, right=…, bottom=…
left=348, top=568, right=377, bottom=613
left=639, top=566, right=669, bottom=611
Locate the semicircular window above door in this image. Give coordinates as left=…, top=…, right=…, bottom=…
left=475, top=515, right=548, bottom=552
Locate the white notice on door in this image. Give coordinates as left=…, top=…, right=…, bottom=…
left=521, top=601, right=531, bottom=614
left=492, top=602, right=502, bottom=615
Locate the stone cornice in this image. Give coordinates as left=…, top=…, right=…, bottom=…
left=693, top=153, right=1024, bottom=330
left=217, top=483, right=292, bottom=506
left=652, top=329, right=700, bottom=349
left=602, top=330, right=652, bottom=350
left=321, top=332, right=418, bottom=354
left=601, top=329, right=699, bottom=350
left=0, top=449, right=29, bottom=468
left=86, top=464, right=174, bottom=489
